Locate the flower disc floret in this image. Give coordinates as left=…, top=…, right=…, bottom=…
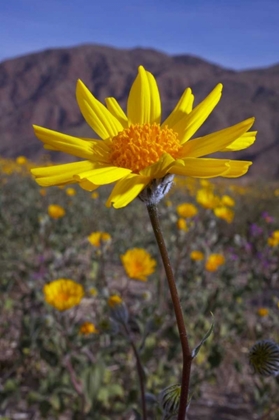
left=110, top=123, right=181, bottom=173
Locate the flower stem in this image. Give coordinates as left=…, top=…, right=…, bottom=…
left=123, top=324, right=147, bottom=420
left=147, top=203, right=192, bottom=420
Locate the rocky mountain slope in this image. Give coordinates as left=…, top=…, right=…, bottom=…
left=1, top=44, right=279, bottom=178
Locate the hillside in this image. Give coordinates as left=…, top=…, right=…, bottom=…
left=0, top=44, right=279, bottom=177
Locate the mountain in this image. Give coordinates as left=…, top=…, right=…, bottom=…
left=1, top=44, right=279, bottom=178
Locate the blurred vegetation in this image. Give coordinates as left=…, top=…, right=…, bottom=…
left=1, top=157, right=279, bottom=419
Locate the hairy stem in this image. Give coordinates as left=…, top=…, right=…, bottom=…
left=147, top=203, right=192, bottom=420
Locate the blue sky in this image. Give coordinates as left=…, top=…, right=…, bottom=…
left=1, top=0, right=278, bottom=69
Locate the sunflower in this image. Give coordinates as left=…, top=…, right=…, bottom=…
left=31, top=66, right=256, bottom=208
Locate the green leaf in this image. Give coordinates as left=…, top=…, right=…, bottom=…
left=192, top=316, right=214, bottom=359
left=81, top=362, right=105, bottom=413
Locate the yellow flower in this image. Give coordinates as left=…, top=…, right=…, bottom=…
left=177, top=218, right=188, bottom=231
left=87, top=231, right=111, bottom=247
left=190, top=250, right=204, bottom=261
left=91, top=191, right=99, bottom=199
left=16, top=156, right=27, bottom=165
left=257, top=308, right=269, bottom=317
left=221, top=195, right=235, bottom=207
left=196, top=188, right=220, bottom=209
left=79, top=321, right=98, bottom=335
left=176, top=203, right=198, bottom=218
left=274, top=188, right=279, bottom=197
left=121, top=248, right=156, bottom=281
left=200, top=179, right=211, bottom=188
left=108, top=294, right=123, bottom=308
left=214, top=206, right=234, bottom=223
left=268, top=231, right=279, bottom=247
left=89, top=287, right=98, bottom=296
left=44, top=279, right=84, bottom=311
left=39, top=188, right=47, bottom=196
left=31, top=66, right=256, bottom=208
left=205, top=254, right=225, bottom=272
left=48, top=204, right=65, bottom=219
left=66, top=187, right=76, bottom=196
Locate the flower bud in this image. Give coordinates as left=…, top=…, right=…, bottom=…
left=158, top=384, right=181, bottom=419
left=249, top=340, right=279, bottom=376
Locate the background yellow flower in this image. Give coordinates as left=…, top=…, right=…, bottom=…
left=43, top=279, right=84, bottom=311
left=190, top=251, right=204, bottom=261
left=108, top=295, right=123, bottom=308
left=205, top=254, right=225, bottom=272
left=66, top=187, right=76, bottom=196
left=48, top=204, right=65, bottom=219
left=221, top=195, right=235, bottom=207
left=214, top=206, right=234, bottom=223
left=79, top=321, right=98, bottom=335
left=176, top=203, right=198, bottom=218
left=121, top=248, right=156, bottom=281
left=87, top=231, right=111, bottom=247
left=257, top=308, right=269, bottom=317
left=177, top=218, right=188, bottom=231
left=196, top=189, right=220, bottom=209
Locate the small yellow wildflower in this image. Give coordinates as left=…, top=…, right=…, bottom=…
left=176, top=203, right=198, bottom=218
left=190, top=250, right=204, bottom=261
left=89, top=287, right=98, bottom=296
left=257, top=308, right=269, bottom=317
left=87, top=231, right=111, bottom=247
left=165, top=199, right=172, bottom=207
left=121, top=248, right=156, bottom=281
left=48, top=204, right=65, bottom=219
left=200, top=179, right=211, bottom=188
left=177, top=218, right=188, bottom=231
left=268, top=231, right=279, bottom=247
left=39, top=188, right=47, bottom=196
left=91, top=191, right=99, bottom=199
left=31, top=66, right=256, bottom=208
left=108, top=295, right=123, bottom=308
left=44, top=279, right=84, bottom=311
left=214, top=206, right=234, bottom=223
left=221, top=195, right=235, bottom=207
left=274, top=189, right=279, bottom=197
left=16, top=156, right=27, bottom=165
left=196, top=189, right=220, bottom=209
left=79, top=321, right=98, bottom=335
left=205, top=254, right=225, bottom=272
left=66, top=187, right=76, bottom=196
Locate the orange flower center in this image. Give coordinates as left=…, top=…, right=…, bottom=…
left=110, top=123, right=182, bottom=172
left=57, top=292, right=70, bottom=302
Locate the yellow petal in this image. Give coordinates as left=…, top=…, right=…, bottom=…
left=106, top=174, right=150, bottom=208
left=162, top=88, right=194, bottom=128
left=180, top=118, right=255, bottom=158
left=79, top=180, right=99, bottom=191
left=221, top=160, right=252, bottom=177
left=33, top=125, right=95, bottom=160
left=76, top=80, right=123, bottom=139
left=140, top=153, right=175, bottom=178
left=127, top=66, right=161, bottom=125
left=105, top=97, right=128, bottom=128
left=75, top=165, right=132, bottom=185
left=169, top=157, right=230, bottom=178
left=31, top=160, right=95, bottom=186
left=172, top=84, right=223, bottom=144
left=221, top=131, right=257, bottom=151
